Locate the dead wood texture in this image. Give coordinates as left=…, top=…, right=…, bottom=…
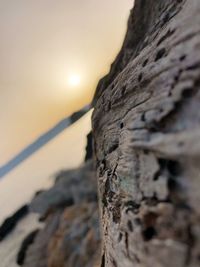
left=92, top=0, right=200, bottom=266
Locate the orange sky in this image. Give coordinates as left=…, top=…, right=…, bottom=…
left=0, top=0, right=133, bottom=165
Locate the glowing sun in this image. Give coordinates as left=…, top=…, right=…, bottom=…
left=68, top=74, right=81, bottom=87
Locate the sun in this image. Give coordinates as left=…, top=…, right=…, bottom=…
left=68, top=74, right=81, bottom=87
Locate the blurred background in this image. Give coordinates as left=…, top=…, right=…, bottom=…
left=0, top=1, right=134, bottom=265
left=0, top=0, right=133, bottom=221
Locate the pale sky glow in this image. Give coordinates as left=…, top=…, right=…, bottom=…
left=0, top=0, right=133, bottom=165
left=68, top=74, right=81, bottom=87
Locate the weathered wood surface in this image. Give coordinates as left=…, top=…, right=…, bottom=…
left=92, top=0, right=200, bottom=266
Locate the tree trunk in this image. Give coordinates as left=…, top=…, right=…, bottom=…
left=92, top=0, right=200, bottom=266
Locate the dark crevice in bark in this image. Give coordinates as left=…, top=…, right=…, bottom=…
left=101, top=254, right=105, bottom=267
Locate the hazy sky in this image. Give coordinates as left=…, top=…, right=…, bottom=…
left=0, top=111, right=92, bottom=221
left=0, top=0, right=133, bottom=165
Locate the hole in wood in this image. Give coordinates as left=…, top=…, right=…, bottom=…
left=142, top=227, right=157, bottom=241
left=142, top=58, right=148, bottom=67
left=155, top=48, right=166, bottom=61
left=138, top=73, right=143, bottom=82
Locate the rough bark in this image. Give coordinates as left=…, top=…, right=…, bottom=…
left=92, top=0, right=200, bottom=266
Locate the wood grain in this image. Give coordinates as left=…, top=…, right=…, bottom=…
left=92, top=1, right=200, bottom=266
